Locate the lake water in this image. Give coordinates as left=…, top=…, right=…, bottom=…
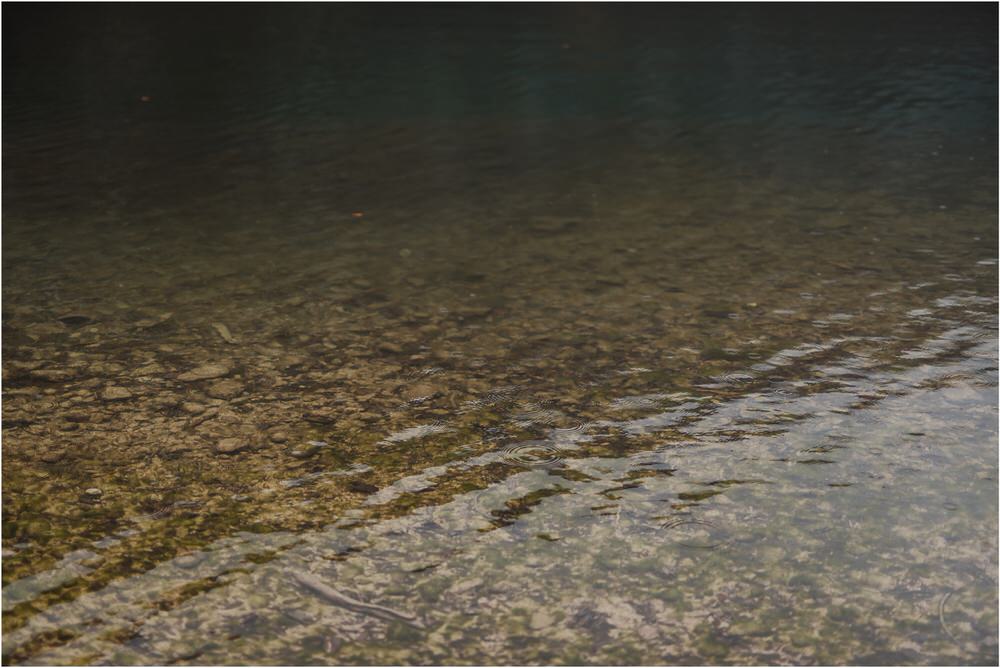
left=2, top=5, right=997, bottom=665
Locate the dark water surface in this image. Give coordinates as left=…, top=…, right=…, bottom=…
left=3, top=4, right=997, bottom=665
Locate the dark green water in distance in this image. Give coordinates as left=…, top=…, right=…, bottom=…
left=2, top=4, right=997, bottom=665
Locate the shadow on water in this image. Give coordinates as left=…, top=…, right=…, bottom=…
left=2, top=3, right=997, bottom=665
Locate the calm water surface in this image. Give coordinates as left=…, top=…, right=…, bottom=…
left=2, top=5, right=997, bottom=665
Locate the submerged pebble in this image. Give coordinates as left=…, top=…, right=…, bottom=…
left=206, top=379, right=244, bottom=399
left=215, top=438, right=247, bottom=455
left=290, top=443, right=320, bottom=459
left=178, top=363, right=231, bottom=382
left=101, top=386, right=132, bottom=401
left=39, top=449, right=66, bottom=463
left=211, top=322, right=237, bottom=344
left=56, top=314, right=93, bottom=326
left=175, top=553, right=205, bottom=569
left=530, top=609, right=556, bottom=630
left=29, top=368, right=79, bottom=382
left=348, top=481, right=379, bottom=494
left=402, top=382, right=443, bottom=401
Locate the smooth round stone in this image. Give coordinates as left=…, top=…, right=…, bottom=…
left=290, top=443, right=319, bottom=459
left=102, top=386, right=132, bottom=401
left=402, top=382, right=443, bottom=401
left=175, top=553, right=205, bottom=569
left=206, top=379, right=243, bottom=399
left=215, top=438, right=247, bottom=455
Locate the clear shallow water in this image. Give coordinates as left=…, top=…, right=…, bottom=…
left=2, top=5, right=997, bottom=665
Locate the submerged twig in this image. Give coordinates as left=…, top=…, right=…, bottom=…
left=938, top=590, right=962, bottom=647
left=291, top=570, right=426, bottom=630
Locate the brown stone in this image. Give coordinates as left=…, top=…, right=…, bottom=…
left=206, top=379, right=244, bottom=400
left=214, top=438, right=247, bottom=455
left=178, top=363, right=230, bottom=382
left=101, top=386, right=132, bottom=401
